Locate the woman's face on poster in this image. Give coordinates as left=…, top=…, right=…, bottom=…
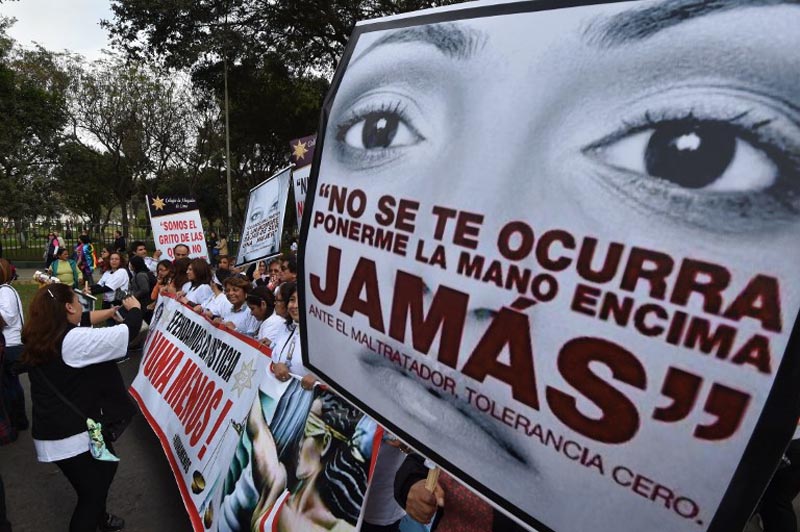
left=314, top=0, right=800, bottom=523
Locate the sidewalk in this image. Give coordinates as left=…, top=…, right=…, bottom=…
left=1, top=354, right=193, bottom=532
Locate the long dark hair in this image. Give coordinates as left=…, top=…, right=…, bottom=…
left=279, top=282, right=297, bottom=327
left=156, top=259, right=174, bottom=285
left=21, top=283, right=75, bottom=366
left=188, top=258, right=212, bottom=287
left=172, top=257, right=191, bottom=290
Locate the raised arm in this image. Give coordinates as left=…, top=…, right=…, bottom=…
left=247, top=393, right=288, bottom=527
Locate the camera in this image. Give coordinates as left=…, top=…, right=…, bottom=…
left=33, top=270, right=60, bottom=285
left=114, top=288, right=133, bottom=301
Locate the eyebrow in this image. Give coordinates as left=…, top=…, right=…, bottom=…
left=352, top=22, right=486, bottom=64
left=585, top=0, right=799, bottom=47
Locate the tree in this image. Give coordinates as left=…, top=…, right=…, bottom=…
left=56, top=141, right=118, bottom=227
left=105, top=0, right=464, bottom=74
left=0, top=17, right=68, bottom=243
left=67, top=56, right=195, bottom=234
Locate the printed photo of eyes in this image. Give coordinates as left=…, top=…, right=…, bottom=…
left=306, top=1, right=800, bottom=532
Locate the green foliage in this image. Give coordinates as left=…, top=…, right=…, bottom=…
left=105, top=0, right=464, bottom=74
left=103, top=0, right=463, bottom=229
left=56, top=141, right=117, bottom=224
left=0, top=18, right=68, bottom=221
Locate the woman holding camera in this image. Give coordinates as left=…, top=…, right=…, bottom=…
left=21, top=284, right=141, bottom=532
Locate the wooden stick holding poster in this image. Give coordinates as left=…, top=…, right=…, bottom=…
left=298, top=2, right=800, bottom=532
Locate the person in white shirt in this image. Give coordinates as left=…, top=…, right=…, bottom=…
left=197, top=270, right=231, bottom=318
left=86, top=252, right=130, bottom=316
left=215, top=276, right=259, bottom=336
left=0, top=257, right=27, bottom=431
left=259, top=282, right=293, bottom=347
left=269, top=282, right=316, bottom=391
left=20, top=283, right=142, bottom=532
left=245, top=286, right=276, bottom=339
left=130, top=241, right=162, bottom=273
left=178, top=258, right=214, bottom=308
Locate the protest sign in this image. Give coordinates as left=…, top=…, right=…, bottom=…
left=236, top=167, right=291, bottom=266
left=289, top=134, right=316, bottom=223
left=299, top=2, right=800, bottom=532
left=132, top=295, right=380, bottom=531
left=146, top=195, right=209, bottom=260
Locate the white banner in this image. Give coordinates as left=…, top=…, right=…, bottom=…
left=132, top=295, right=381, bottom=531
left=236, top=167, right=291, bottom=266
left=146, top=195, right=209, bottom=260
left=300, top=2, right=800, bottom=532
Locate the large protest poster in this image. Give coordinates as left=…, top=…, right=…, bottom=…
left=289, top=135, right=317, bottom=223
left=146, top=195, right=209, bottom=260
left=299, top=2, right=800, bottom=532
left=236, top=167, right=291, bottom=266
left=132, top=295, right=381, bottom=531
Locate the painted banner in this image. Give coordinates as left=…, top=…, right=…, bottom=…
left=236, top=167, right=292, bottom=266
left=289, top=135, right=317, bottom=223
left=132, top=295, right=380, bottom=531
left=146, top=195, right=209, bottom=260
left=299, top=2, right=800, bottom=532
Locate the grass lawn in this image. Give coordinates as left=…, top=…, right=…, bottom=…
left=11, top=280, right=101, bottom=322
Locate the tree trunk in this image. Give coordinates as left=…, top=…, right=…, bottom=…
left=120, top=200, right=129, bottom=240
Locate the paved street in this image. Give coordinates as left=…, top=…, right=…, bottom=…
left=1, top=353, right=193, bottom=532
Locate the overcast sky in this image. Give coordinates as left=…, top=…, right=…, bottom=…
left=1, top=0, right=112, bottom=60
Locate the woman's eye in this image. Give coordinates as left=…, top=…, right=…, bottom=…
left=595, top=120, right=778, bottom=192
left=341, top=111, right=421, bottom=150
left=249, top=209, right=264, bottom=223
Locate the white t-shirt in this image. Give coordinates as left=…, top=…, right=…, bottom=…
left=33, top=323, right=130, bottom=462
left=258, top=313, right=286, bottom=346
left=144, top=256, right=159, bottom=272
left=97, top=269, right=130, bottom=302
left=202, top=291, right=228, bottom=316
left=219, top=304, right=259, bottom=336
left=0, top=284, right=24, bottom=346
left=269, top=323, right=308, bottom=377
left=182, top=282, right=213, bottom=307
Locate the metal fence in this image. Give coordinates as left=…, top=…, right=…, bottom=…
left=0, top=222, right=147, bottom=263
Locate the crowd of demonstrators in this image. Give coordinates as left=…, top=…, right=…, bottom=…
left=10, top=229, right=800, bottom=532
